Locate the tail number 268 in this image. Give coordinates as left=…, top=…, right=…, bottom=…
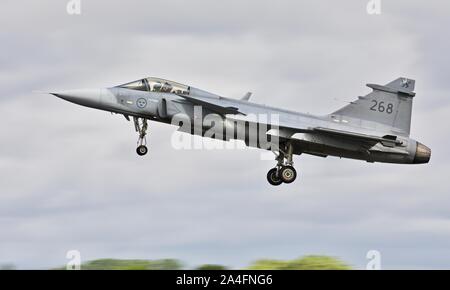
left=370, top=100, right=394, bottom=114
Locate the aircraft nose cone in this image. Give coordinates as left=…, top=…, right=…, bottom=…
left=413, top=142, right=431, bottom=164
left=52, top=89, right=102, bottom=107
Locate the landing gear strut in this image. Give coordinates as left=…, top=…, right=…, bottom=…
left=266, top=142, right=298, bottom=185
left=134, top=117, right=148, bottom=156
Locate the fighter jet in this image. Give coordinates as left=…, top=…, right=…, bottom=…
left=51, top=76, right=431, bottom=186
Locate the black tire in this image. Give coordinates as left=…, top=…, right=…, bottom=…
left=136, top=145, right=148, bottom=156
left=267, top=168, right=283, bottom=186
left=280, top=166, right=297, bottom=183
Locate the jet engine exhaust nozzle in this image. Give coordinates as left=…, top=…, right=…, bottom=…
left=413, top=142, right=431, bottom=164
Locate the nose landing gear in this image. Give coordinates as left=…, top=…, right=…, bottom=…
left=266, top=143, right=298, bottom=186
left=134, top=117, right=148, bottom=156
left=136, top=145, right=148, bottom=156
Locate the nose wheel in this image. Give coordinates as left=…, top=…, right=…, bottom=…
left=134, top=117, right=149, bottom=156
left=136, top=145, right=148, bottom=156
left=267, top=143, right=298, bottom=186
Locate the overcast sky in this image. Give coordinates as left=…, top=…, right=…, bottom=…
left=0, top=0, right=449, bottom=269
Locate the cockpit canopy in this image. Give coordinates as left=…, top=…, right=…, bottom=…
left=117, top=77, right=190, bottom=95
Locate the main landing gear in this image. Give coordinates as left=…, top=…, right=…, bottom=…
left=267, top=143, right=298, bottom=186
left=134, top=117, right=148, bottom=156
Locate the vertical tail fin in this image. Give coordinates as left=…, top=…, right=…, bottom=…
left=330, top=77, right=416, bottom=136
